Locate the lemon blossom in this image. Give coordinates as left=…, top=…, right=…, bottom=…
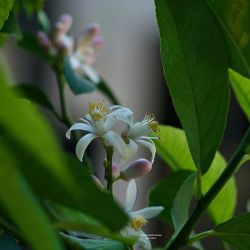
left=111, top=106, right=159, bottom=163
left=53, top=14, right=103, bottom=83
left=66, top=102, right=132, bottom=162
left=122, top=180, right=164, bottom=250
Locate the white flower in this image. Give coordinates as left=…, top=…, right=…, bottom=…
left=66, top=102, right=131, bottom=162
left=54, top=14, right=103, bottom=83
left=111, top=106, right=159, bottom=163
left=122, top=180, right=164, bottom=250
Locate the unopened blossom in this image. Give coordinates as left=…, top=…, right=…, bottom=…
left=120, top=158, right=152, bottom=181
left=66, top=102, right=131, bottom=162
left=111, top=106, right=159, bottom=163
left=122, top=180, right=164, bottom=250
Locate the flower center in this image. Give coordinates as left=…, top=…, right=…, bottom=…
left=131, top=216, right=148, bottom=231
left=87, top=102, right=108, bottom=121
left=145, top=114, right=159, bottom=133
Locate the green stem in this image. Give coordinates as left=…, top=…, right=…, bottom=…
left=166, top=126, right=250, bottom=249
left=186, top=230, right=214, bottom=245
left=104, top=145, right=114, bottom=197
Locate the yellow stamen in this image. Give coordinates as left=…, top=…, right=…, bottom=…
left=87, top=101, right=108, bottom=121
left=145, top=114, right=159, bottom=133
left=131, top=216, right=148, bottom=231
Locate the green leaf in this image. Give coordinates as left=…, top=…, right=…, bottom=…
left=155, top=0, right=229, bottom=173
left=172, top=173, right=196, bottom=232
left=62, top=234, right=127, bottom=250
left=149, top=171, right=193, bottom=223
left=37, top=10, right=50, bottom=32
left=205, top=0, right=250, bottom=77
left=213, top=212, right=250, bottom=250
left=230, top=68, right=250, bottom=120
left=64, top=57, right=97, bottom=94
left=0, top=0, right=14, bottom=29
left=155, top=125, right=237, bottom=224
left=12, top=84, right=57, bottom=114
left=0, top=56, right=128, bottom=231
left=0, top=233, right=21, bottom=250
left=97, top=79, right=120, bottom=105
left=22, top=0, right=44, bottom=17
left=1, top=10, right=21, bottom=38
left=0, top=145, right=62, bottom=250
left=18, top=32, right=50, bottom=61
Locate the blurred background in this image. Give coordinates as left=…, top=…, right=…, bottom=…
left=3, top=0, right=249, bottom=248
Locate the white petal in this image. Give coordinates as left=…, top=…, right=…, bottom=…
left=103, top=131, right=130, bottom=159
left=125, top=179, right=137, bottom=211
left=119, top=139, right=138, bottom=165
left=109, top=105, right=134, bottom=125
left=76, top=133, right=97, bottom=161
left=81, top=64, right=100, bottom=83
left=135, top=138, right=156, bottom=163
left=66, top=123, right=94, bottom=139
left=135, top=230, right=152, bottom=250
left=130, top=206, right=164, bottom=220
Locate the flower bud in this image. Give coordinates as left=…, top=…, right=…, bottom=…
left=37, top=31, right=51, bottom=50
left=120, top=159, right=152, bottom=181
left=84, top=22, right=101, bottom=37
left=112, top=162, right=120, bottom=178
left=92, top=36, right=104, bottom=49
left=55, top=14, right=73, bottom=34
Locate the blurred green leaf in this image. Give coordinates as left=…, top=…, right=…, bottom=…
left=230, top=68, right=250, bottom=120
left=172, top=174, right=195, bottom=232
left=155, top=126, right=236, bottom=224
left=22, top=0, right=44, bottom=17
left=12, top=83, right=57, bottom=114
left=18, top=32, right=50, bottom=61
left=97, top=79, right=120, bottom=105
left=0, top=145, right=62, bottom=250
left=213, top=212, right=250, bottom=250
left=205, top=0, right=250, bottom=77
left=0, top=56, right=128, bottom=232
left=37, top=10, right=50, bottom=32
left=0, top=233, right=21, bottom=250
left=0, top=0, right=14, bottom=29
left=155, top=0, right=229, bottom=174
left=62, top=234, right=127, bottom=250
left=149, top=171, right=193, bottom=223
left=64, top=57, right=97, bottom=94
left=1, top=10, right=21, bottom=38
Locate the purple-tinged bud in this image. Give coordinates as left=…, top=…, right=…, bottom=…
left=55, top=14, right=73, bottom=34
left=91, top=175, right=104, bottom=189
left=92, top=36, right=104, bottom=49
left=37, top=31, right=51, bottom=49
left=84, top=22, right=101, bottom=37
left=120, top=159, right=152, bottom=181
left=112, top=162, right=120, bottom=178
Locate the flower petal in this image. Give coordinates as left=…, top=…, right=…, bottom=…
left=130, top=206, right=164, bottom=220
left=76, top=133, right=97, bottom=161
left=66, top=123, right=94, bottom=139
left=136, top=230, right=151, bottom=250
left=103, top=131, right=131, bottom=160
left=81, top=64, right=100, bottom=83
left=135, top=138, right=156, bottom=163
left=125, top=179, right=137, bottom=211
left=109, top=105, right=134, bottom=125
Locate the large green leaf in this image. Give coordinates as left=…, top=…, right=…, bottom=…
left=0, top=56, right=128, bottom=231
left=155, top=0, right=229, bottom=173
left=205, top=0, right=250, bottom=77
left=149, top=171, right=193, bottom=223
left=62, top=234, right=127, bottom=250
left=230, top=68, right=250, bottom=120
left=0, top=0, right=14, bottom=29
left=155, top=125, right=237, bottom=224
left=172, top=173, right=196, bottom=232
left=0, top=145, right=62, bottom=250
left=213, top=212, right=250, bottom=250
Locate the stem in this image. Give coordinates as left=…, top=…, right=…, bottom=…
left=104, top=145, right=114, bottom=197
left=186, top=230, right=214, bottom=245
left=166, top=126, right=250, bottom=249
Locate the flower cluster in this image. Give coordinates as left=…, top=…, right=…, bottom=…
left=66, top=102, right=159, bottom=166
left=37, top=14, right=103, bottom=83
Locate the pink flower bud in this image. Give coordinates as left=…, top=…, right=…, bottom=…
left=84, top=23, right=101, bottom=37
left=112, top=162, right=120, bottom=178
left=120, top=159, right=152, bottom=181
left=92, top=36, right=104, bottom=49
left=55, top=14, right=73, bottom=34
left=37, top=31, right=51, bottom=49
